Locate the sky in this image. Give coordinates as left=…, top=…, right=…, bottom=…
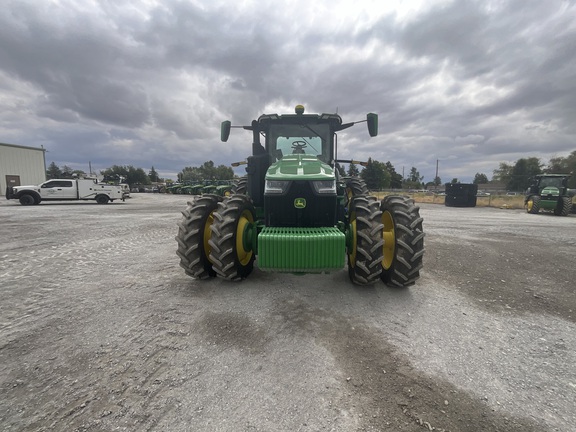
left=1, top=0, right=575, bottom=183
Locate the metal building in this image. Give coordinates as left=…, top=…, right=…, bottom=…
left=0, top=142, right=47, bottom=196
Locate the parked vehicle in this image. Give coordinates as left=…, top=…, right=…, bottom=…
left=176, top=105, right=425, bottom=287
left=525, top=174, right=572, bottom=216
left=6, top=178, right=127, bottom=205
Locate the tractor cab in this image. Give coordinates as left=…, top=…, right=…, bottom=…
left=221, top=105, right=377, bottom=208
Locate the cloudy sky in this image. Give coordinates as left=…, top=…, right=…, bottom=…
left=1, top=0, right=575, bottom=183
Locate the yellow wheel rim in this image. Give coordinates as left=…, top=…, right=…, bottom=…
left=224, top=190, right=231, bottom=196
left=236, top=210, right=254, bottom=266
left=382, top=210, right=395, bottom=270
left=203, top=212, right=214, bottom=263
left=526, top=199, right=533, bottom=212
left=349, top=212, right=357, bottom=267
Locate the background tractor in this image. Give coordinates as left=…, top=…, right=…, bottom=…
left=176, top=105, right=424, bottom=286
left=525, top=174, right=572, bottom=216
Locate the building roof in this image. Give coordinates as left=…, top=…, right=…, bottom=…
left=0, top=142, right=46, bottom=152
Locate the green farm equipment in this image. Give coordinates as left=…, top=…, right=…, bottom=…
left=525, top=174, right=572, bottom=216
left=176, top=105, right=424, bottom=286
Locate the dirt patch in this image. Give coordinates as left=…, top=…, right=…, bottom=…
left=1, top=195, right=574, bottom=431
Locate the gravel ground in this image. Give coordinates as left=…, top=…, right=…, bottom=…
left=0, top=194, right=575, bottom=432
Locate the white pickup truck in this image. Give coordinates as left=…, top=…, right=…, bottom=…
left=6, top=178, right=128, bottom=205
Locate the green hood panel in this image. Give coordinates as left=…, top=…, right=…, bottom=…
left=266, top=155, right=334, bottom=180
left=541, top=187, right=560, bottom=196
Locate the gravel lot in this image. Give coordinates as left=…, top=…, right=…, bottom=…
left=1, top=194, right=575, bottom=432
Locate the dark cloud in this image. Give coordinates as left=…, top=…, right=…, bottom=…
left=0, top=0, right=575, bottom=183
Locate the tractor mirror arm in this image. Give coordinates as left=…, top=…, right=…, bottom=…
left=336, top=159, right=369, bottom=167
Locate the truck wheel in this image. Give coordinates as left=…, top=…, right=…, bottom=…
left=176, top=195, right=222, bottom=279
left=232, top=177, right=247, bottom=195
left=556, top=197, right=571, bottom=216
left=19, top=194, right=35, bottom=206
left=96, top=195, right=109, bottom=204
left=347, top=196, right=384, bottom=285
left=380, top=195, right=425, bottom=288
left=208, top=195, right=256, bottom=281
left=526, top=195, right=540, bottom=214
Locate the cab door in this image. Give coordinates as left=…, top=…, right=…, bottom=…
left=39, top=180, right=77, bottom=199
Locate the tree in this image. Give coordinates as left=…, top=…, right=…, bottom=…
left=101, top=165, right=150, bottom=186
left=547, top=151, right=576, bottom=188
left=473, top=173, right=488, bottom=184
left=178, top=166, right=202, bottom=183
left=384, top=161, right=403, bottom=189
left=177, top=161, right=234, bottom=183
left=492, top=162, right=513, bottom=184
left=149, top=166, right=160, bottom=183
left=46, top=162, right=62, bottom=179
left=433, top=176, right=442, bottom=186
left=450, top=178, right=459, bottom=184
left=508, top=157, right=543, bottom=191
left=347, top=162, right=360, bottom=177
left=61, top=165, right=74, bottom=178
left=403, top=167, right=424, bottom=189
left=360, top=158, right=391, bottom=190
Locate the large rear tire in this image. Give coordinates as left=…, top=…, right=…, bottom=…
left=96, top=195, right=109, bottom=204
left=526, top=195, right=540, bottom=214
left=209, top=195, right=256, bottom=281
left=347, top=196, right=384, bottom=285
left=176, top=195, right=222, bottom=279
left=380, top=195, right=425, bottom=288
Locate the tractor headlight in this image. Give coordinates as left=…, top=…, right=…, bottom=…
left=265, top=180, right=290, bottom=194
left=312, top=180, right=336, bottom=194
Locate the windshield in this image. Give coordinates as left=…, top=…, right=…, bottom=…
left=539, top=177, right=564, bottom=189
left=268, top=123, right=331, bottom=163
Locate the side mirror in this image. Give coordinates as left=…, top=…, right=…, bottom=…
left=221, top=120, right=231, bottom=142
left=366, top=113, right=378, bottom=137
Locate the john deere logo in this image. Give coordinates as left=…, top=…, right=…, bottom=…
left=294, top=198, right=306, bottom=209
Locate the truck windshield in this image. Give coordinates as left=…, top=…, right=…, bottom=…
left=268, top=124, right=331, bottom=163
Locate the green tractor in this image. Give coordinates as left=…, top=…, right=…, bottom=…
left=525, top=174, right=572, bottom=216
left=176, top=105, right=424, bottom=286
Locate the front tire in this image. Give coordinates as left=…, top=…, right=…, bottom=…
left=19, top=194, right=35, bottom=206
left=343, top=177, right=368, bottom=208
left=176, top=195, right=222, bottom=279
left=209, top=195, right=256, bottom=281
left=232, top=177, right=247, bottom=195
left=526, top=195, right=540, bottom=214
left=555, top=196, right=571, bottom=216
left=380, top=195, right=425, bottom=287
left=347, top=196, right=384, bottom=285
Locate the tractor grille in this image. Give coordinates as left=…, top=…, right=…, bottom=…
left=257, top=227, right=345, bottom=272
left=264, top=181, right=337, bottom=227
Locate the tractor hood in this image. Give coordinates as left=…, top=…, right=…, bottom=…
left=266, top=154, right=334, bottom=180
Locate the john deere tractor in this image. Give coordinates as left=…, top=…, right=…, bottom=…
left=525, top=174, right=572, bottom=216
left=176, top=105, right=424, bottom=286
